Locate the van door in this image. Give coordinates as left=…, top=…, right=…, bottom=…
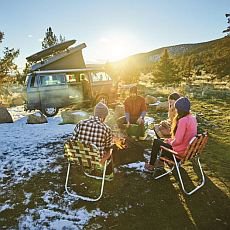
left=38, top=73, right=69, bottom=108
left=26, top=74, right=41, bottom=110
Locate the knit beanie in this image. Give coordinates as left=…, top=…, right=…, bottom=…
left=94, top=102, right=109, bottom=118
left=175, top=97, right=190, bottom=113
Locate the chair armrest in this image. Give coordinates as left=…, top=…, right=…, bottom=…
left=100, top=149, right=113, bottom=164
left=160, top=146, right=179, bottom=156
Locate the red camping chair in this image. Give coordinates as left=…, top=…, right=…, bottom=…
left=153, top=132, right=208, bottom=195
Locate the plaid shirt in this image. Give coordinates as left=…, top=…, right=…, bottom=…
left=73, top=116, right=113, bottom=155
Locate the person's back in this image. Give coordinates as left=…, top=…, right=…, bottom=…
left=73, top=102, right=112, bottom=156
left=171, top=114, right=197, bottom=155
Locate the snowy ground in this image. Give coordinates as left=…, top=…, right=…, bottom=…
left=0, top=106, right=75, bottom=186
left=0, top=106, right=153, bottom=229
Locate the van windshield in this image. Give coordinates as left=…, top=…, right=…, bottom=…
left=40, top=74, right=66, bottom=86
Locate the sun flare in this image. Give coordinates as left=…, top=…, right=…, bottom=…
left=99, top=34, right=137, bottom=61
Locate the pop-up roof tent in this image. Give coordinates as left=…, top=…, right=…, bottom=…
left=26, top=40, right=87, bottom=71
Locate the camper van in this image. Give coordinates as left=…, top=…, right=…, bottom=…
left=24, top=68, right=117, bottom=116
left=24, top=40, right=118, bottom=116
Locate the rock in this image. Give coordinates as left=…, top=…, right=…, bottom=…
left=27, top=112, right=48, bottom=124
left=156, top=101, right=168, bottom=111
left=61, top=110, right=89, bottom=124
left=12, top=97, right=24, bottom=106
left=145, top=95, right=158, bottom=104
left=114, top=104, right=125, bottom=118
left=0, top=107, right=13, bottom=123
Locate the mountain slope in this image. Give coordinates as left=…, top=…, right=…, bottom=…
left=110, top=36, right=230, bottom=79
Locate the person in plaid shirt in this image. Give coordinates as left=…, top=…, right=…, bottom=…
left=73, top=102, right=113, bottom=164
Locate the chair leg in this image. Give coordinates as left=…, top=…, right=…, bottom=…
left=152, top=149, right=175, bottom=179
left=174, top=155, right=205, bottom=195
left=65, top=160, right=108, bottom=202
left=154, top=165, right=175, bottom=179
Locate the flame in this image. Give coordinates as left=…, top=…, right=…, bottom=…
left=113, top=137, right=127, bottom=149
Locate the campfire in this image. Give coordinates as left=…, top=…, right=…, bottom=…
left=113, top=136, right=127, bottom=149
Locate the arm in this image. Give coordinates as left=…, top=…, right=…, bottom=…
left=125, top=112, right=130, bottom=123
left=72, top=123, right=80, bottom=140
left=137, top=98, right=147, bottom=124
left=124, top=98, right=131, bottom=124
left=104, top=128, right=113, bottom=150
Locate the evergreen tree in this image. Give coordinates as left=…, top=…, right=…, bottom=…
left=41, top=27, right=58, bottom=49
left=153, top=49, right=179, bottom=84
left=223, top=13, right=230, bottom=36
left=0, top=31, right=4, bottom=43
left=0, top=33, right=19, bottom=85
left=17, top=62, right=31, bottom=85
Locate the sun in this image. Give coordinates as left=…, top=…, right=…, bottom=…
left=99, top=34, right=137, bottom=61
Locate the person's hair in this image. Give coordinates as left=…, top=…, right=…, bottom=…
left=171, top=110, right=190, bottom=137
left=168, top=92, right=180, bottom=101
left=130, top=86, right=137, bottom=94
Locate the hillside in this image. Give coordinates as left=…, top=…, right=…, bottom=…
left=108, top=36, right=230, bottom=80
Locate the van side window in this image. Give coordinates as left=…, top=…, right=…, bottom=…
left=30, top=76, right=38, bottom=88
left=40, top=74, right=66, bottom=86
left=91, top=72, right=112, bottom=82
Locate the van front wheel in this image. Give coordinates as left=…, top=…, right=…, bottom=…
left=41, top=107, right=59, bottom=117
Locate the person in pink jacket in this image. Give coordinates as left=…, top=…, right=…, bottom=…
left=145, top=97, right=197, bottom=171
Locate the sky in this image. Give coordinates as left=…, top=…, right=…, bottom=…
left=0, top=0, right=229, bottom=71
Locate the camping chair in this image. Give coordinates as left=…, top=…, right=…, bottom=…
left=64, top=139, right=112, bottom=202
left=153, top=132, right=208, bottom=195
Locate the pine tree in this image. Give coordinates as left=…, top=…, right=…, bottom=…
left=41, top=27, right=58, bottom=49
left=0, top=32, right=19, bottom=85
left=0, top=31, right=4, bottom=43
left=153, top=49, right=179, bottom=84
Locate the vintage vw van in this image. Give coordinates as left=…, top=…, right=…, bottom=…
left=24, top=68, right=117, bottom=116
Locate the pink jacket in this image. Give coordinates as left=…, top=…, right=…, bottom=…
left=168, top=114, right=197, bottom=157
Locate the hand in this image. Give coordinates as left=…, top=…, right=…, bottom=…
left=137, top=117, right=144, bottom=125
left=126, top=121, right=130, bottom=128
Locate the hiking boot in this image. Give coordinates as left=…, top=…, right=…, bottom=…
left=144, top=162, right=154, bottom=172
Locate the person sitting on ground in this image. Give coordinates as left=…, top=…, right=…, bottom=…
left=154, top=92, right=180, bottom=138
left=81, top=74, right=91, bottom=99
left=145, top=97, right=197, bottom=171
left=72, top=102, right=113, bottom=175
left=117, top=86, right=147, bottom=139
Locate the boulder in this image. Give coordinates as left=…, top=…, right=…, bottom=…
left=145, top=95, right=158, bottom=104
left=27, top=112, right=48, bottom=124
left=156, top=101, right=169, bottom=111
left=11, top=93, right=24, bottom=106
left=114, top=104, right=125, bottom=118
left=0, top=107, right=13, bottom=123
left=61, top=110, right=89, bottom=124
left=12, top=97, right=24, bottom=106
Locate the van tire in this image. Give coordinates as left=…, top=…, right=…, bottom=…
left=41, top=107, right=59, bottom=117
